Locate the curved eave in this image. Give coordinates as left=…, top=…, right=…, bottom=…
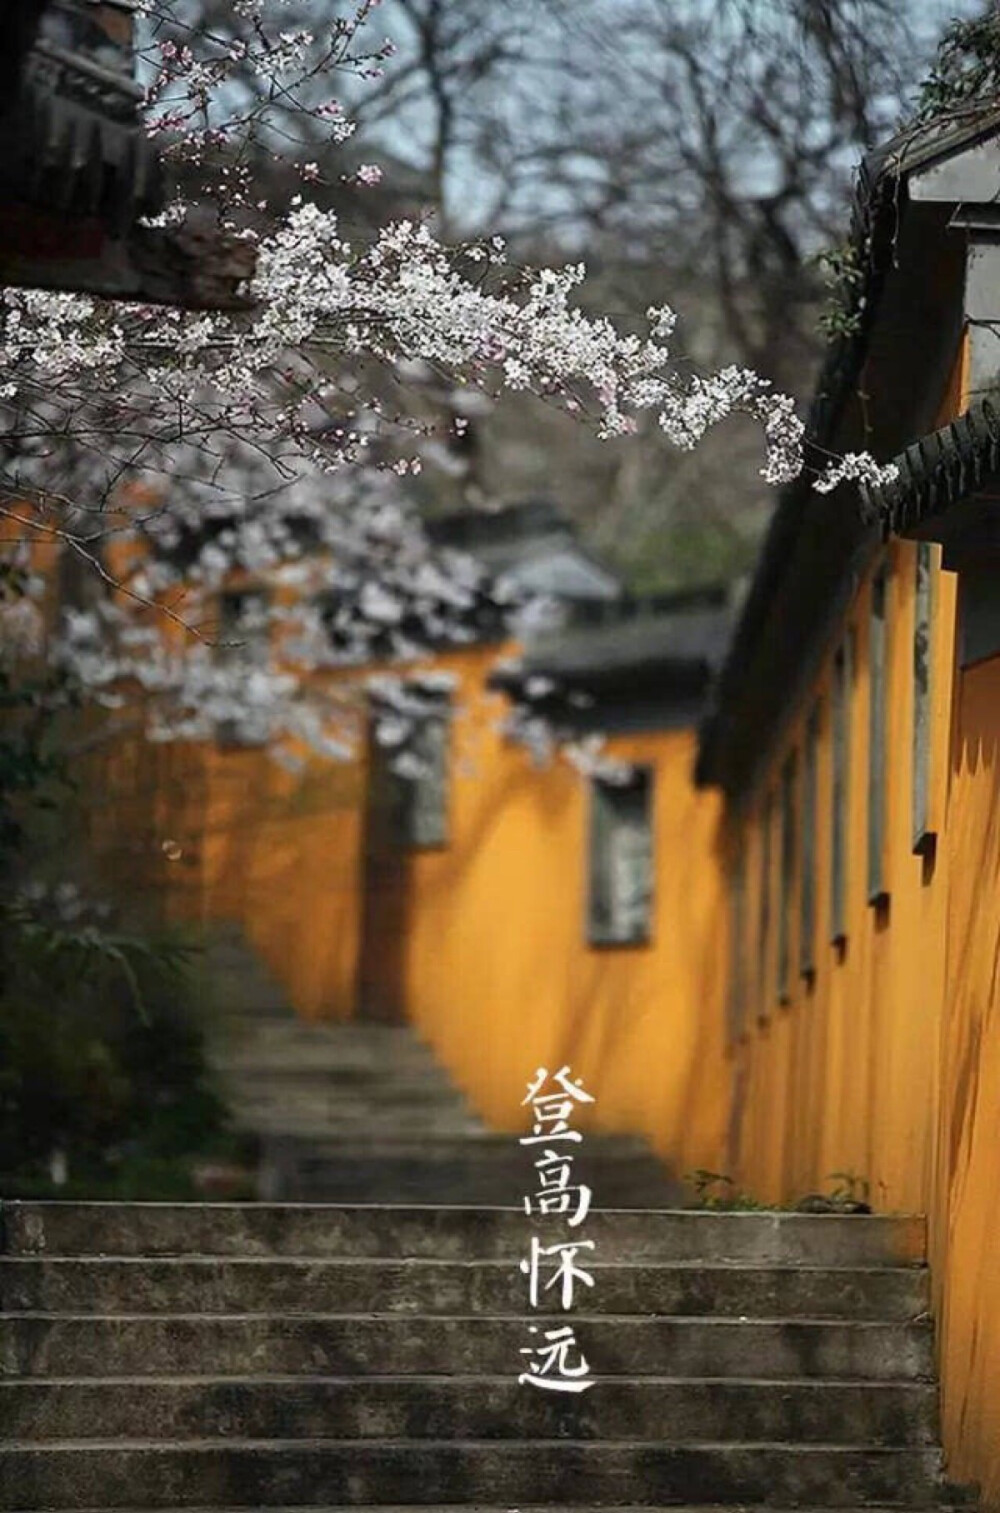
left=696, top=107, right=1000, bottom=795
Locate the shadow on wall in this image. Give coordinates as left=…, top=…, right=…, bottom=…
left=938, top=656, right=1000, bottom=1508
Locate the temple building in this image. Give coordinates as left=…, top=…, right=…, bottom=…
left=0, top=0, right=251, bottom=305
left=29, top=82, right=1000, bottom=1513
left=696, top=104, right=1000, bottom=1508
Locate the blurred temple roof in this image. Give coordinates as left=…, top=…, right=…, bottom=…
left=491, top=584, right=733, bottom=734
left=425, top=499, right=623, bottom=606
left=696, top=104, right=1000, bottom=794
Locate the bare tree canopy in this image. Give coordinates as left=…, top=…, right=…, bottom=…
left=330, top=0, right=981, bottom=587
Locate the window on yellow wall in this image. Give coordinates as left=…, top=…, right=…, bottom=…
left=757, top=790, right=773, bottom=1015
left=868, top=567, right=890, bottom=906
left=778, top=752, right=797, bottom=1004
left=830, top=631, right=853, bottom=944
left=912, top=543, right=934, bottom=854
left=394, top=693, right=452, bottom=849
left=800, top=701, right=820, bottom=982
left=587, top=768, right=654, bottom=946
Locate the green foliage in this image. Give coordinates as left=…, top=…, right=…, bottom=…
left=685, top=1167, right=878, bottom=1212
left=0, top=601, right=238, bottom=1197
left=0, top=662, right=76, bottom=860
left=0, top=906, right=234, bottom=1195
left=814, top=6, right=1000, bottom=351
left=5, top=899, right=196, bottom=1026
left=684, top=1169, right=772, bottom=1210
left=815, top=239, right=868, bottom=344
left=826, top=1169, right=871, bottom=1206
left=917, top=9, right=1000, bottom=121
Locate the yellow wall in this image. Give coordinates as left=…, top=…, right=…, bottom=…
left=84, top=720, right=368, bottom=1023
left=85, top=635, right=729, bottom=1180
left=717, top=328, right=1000, bottom=1505
left=725, top=542, right=957, bottom=1212
left=46, top=285, right=1000, bottom=1508
left=934, top=647, right=1000, bottom=1504
left=359, top=644, right=729, bottom=1174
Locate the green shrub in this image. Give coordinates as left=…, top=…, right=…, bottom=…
left=0, top=903, right=237, bottom=1195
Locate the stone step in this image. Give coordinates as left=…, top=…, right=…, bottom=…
left=0, top=1376, right=939, bottom=1444
left=271, top=1178, right=684, bottom=1205
left=222, top=1082, right=474, bottom=1111
left=225, top=1114, right=478, bottom=1137
left=209, top=1022, right=442, bottom=1050
left=0, top=1259, right=930, bottom=1319
left=208, top=1024, right=439, bottom=1049
left=257, top=1135, right=681, bottom=1205
left=0, top=1440, right=946, bottom=1509
left=1, top=1204, right=928, bottom=1265
left=229, top=1114, right=488, bottom=1141
left=0, top=1315, right=934, bottom=1379
left=262, top=1134, right=658, bottom=1162
left=0, top=1507, right=970, bottom=1513
left=205, top=997, right=414, bottom=1040
left=216, top=1059, right=447, bottom=1083
left=208, top=1017, right=433, bottom=1038
left=255, top=1150, right=680, bottom=1205
left=207, top=1003, right=314, bottom=1024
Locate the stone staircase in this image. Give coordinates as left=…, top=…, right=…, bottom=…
left=0, top=927, right=969, bottom=1510
left=202, top=929, right=681, bottom=1207
left=0, top=1201, right=965, bottom=1511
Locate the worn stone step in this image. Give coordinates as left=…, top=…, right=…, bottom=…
left=207, top=1003, right=308, bottom=1024
left=214, top=1059, right=444, bottom=1083
left=257, top=1152, right=679, bottom=1206
left=258, top=1135, right=680, bottom=1205
left=0, top=1259, right=930, bottom=1319
left=263, top=1134, right=657, bottom=1162
left=210, top=1025, right=441, bottom=1053
left=0, top=1315, right=934, bottom=1379
left=230, top=1114, right=488, bottom=1141
left=1, top=1204, right=928, bottom=1265
left=0, top=1507, right=967, bottom=1513
left=227, top=1098, right=482, bottom=1121
left=0, top=1440, right=946, bottom=1509
left=0, top=1376, right=940, bottom=1444
left=207, top=1003, right=422, bottom=1044
left=272, top=1179, right=683, bottom=1206
left=223, top=1083, right=474, bottom=1112
left=210, top=1019, right=436, bottom=1040
left=224, top=1104, right=477, bottom=1131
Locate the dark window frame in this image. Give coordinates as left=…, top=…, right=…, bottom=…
left=867, top=566, right=890, bottom=907
left=727, top=831, right=748, bottom=1043
left=777, top=750, right=797, bottom=1005
left=800, top=701, right=820, bottom=982
left=912, top=542, right=935, bottom=854
left=830, top=630, right=853, bottom=945
left=395, top=691, right=453, bottom=852
left=757, top=789, right=774, bottom=1016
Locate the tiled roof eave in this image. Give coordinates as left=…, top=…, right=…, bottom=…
left=860, top=398, right=1000, bottom=542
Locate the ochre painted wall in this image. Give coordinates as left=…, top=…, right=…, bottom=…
left=85, top=637, right=729, bottom=1181
left=193, top=736, right=368, bottom=1021
left=725, top=541, right=957, bottom=1213
left=359, top=644, right=729, bottom=1174
left=84, top=722, right=368, bottom=1023
left=48, top=310, right=1000, bottom=1507
left=717, top=328, right=1000, bottom=1506
left=933, top=650, right=1000, bottom=1506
